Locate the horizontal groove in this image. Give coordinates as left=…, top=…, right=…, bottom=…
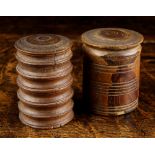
left=19, top=110, right=74, bottom=129
left=91, top=63, right=136, bottom=73
left=92, top=62, right=135, bottom=69
left=17, top=61, right=72, bottom=73
left=16, top=50, right=72, bottom=65
left=91, top=99, right=138, bottom=111
left=91, top=100, right=138, bottom=114
left=17, top=88, right=74, bottom=107
left=16, top=64, right=73, bottom=79
left=89, top=79, right=138, bottom=94
left=90, top=78, right=137, bottom=86
left=91, top=69, right=135, bottom=74
left=18, top=100, right=74, bottom=118
left=93, top=87, right=138, bottom=96
left=17, top=75, right=73, bottom=93
left=90, top=80, right=138, bottom=89
left=90, top=83, right=138, bottom=91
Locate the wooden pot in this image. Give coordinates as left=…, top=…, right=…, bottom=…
left=82, top=28, right=143, bottom=115
left=15, top=34, right=74, bottom=128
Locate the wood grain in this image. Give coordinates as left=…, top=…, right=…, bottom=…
left=0, top=17, right=155, bottom=137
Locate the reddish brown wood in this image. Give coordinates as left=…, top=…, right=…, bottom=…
left=82, top=28, right=144, bottom=115
left=15, top=34, right=74, bottom=129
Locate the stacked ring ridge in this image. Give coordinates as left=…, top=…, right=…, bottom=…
left=15, top=34, right=74, bottom=129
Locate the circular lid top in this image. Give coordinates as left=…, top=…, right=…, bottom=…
left=15, top=34, right=72, bottom=55
left=81, top=28, right=144, bottom=50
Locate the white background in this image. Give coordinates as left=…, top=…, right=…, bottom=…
left=0, top=0, right=155, bottom=16
left=0, top=138, right=155, bottom=155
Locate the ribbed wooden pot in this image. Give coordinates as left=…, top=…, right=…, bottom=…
left=82, top=28, right=144, bottom=115
left=15, top=34, right=74, bottom=129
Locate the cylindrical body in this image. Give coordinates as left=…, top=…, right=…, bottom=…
left=82, top=28, right=143, bottom=115
left=15, top=34, right=74, bottom=128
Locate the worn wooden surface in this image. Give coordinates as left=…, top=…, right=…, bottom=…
left=0, top=17, right=155, bottom=137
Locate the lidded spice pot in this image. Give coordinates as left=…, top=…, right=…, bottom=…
left=82, top=28, right=143, bottom=115
left=15, top=34, right=74, bottom=128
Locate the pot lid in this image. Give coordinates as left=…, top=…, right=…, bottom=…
left=81, top=28, right=144, bottom=50
left=15, top=34, right=72, bottom=55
